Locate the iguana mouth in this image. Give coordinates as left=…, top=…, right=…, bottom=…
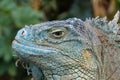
left=12, top=39, right=58, bottom=58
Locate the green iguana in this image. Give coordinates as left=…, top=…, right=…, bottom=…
left=12, top=11, right=120, bottom=80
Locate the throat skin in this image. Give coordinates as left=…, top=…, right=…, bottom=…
left=30, top=64, right=99, bottom=80
left=29, top=63, right=44, bottom=80
left=27, top=54, right=99, bottom=80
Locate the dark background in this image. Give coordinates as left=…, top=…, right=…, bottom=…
left=0, top=0, right=120, bottom=80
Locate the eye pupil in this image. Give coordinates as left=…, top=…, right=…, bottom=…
left=54, top=31, right=62, bottom=36
left=50, top=28, right=66, bottom=39
left=52, top=31, right=64, bottom=38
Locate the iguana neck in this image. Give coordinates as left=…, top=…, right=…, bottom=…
left=41, top=63, right=99, bottom=80
left=91, top=26, right=120, bottom=80
left=28, top=63, right=44, bottom=80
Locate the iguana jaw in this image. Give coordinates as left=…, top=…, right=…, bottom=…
left=12, top=39, right=98, bottom=80
left=12, top=39, right=58, bottom=58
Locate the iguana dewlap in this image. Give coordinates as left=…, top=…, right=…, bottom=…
left=12, top=11, right=120, bottom=80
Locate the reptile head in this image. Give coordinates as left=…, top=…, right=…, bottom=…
left=12, top=18, right=99, bottom=79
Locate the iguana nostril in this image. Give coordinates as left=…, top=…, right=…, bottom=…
left=21, top=29, right=26, bottom=36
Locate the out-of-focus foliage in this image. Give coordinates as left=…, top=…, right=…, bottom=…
left=0, top=0, right=44, bottom=80
left=91, top=0, right=117, bottom=19
left=35, top=0, right=92, bottom=20
left=0, top=0, right=120, bottom=80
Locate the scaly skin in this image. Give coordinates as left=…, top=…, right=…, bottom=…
left=12, top=11, right=120, bottom=80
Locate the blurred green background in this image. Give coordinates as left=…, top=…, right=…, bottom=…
left=0, top=0, right=120, bottom=80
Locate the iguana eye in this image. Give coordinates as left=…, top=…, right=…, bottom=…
left=51, top=30, right=65, bottom=38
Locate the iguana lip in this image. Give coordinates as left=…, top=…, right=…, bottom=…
left=12, top=40, right=58, bottom=57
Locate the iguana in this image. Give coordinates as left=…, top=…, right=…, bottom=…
left=12, top=11, right=120, bottom=80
